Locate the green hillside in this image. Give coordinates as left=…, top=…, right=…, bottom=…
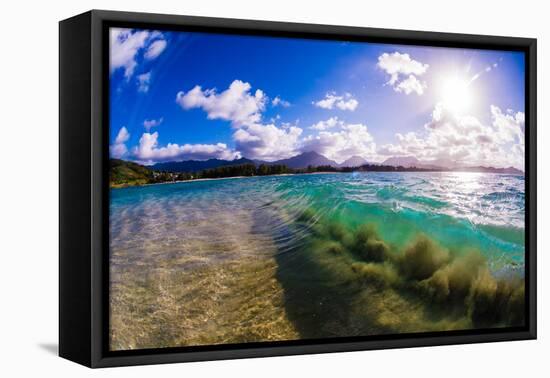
left=110, top=159, right=153, bottom=188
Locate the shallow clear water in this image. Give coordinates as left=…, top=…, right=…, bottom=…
left=109, top=172, right=525, bottom=349
left=111, top=171, right=524, bottom=270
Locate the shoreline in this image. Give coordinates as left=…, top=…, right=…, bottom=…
left=110, top=171, right=342, bottom=189
left=110, top=169, right=523, bottom=190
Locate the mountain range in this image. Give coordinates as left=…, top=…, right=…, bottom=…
left=381, top=155, right=523, bottom=174
left=270, top=151, right=338, bottom=169
left=340, top=155, right=368, bottom=167
left=383, top=156, right=467, bottom=169
left=150, top=151, right=523, bottom=175
left=152, top=151, right=368, bottom=172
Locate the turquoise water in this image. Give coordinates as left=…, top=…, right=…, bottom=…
left=111, top=171, right=524, bottom=273
left=109, top=171, right=525, bottom=348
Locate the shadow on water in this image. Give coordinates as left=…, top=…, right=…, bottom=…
left=270, top=208, right=393, bottom=339
left=274, top=241, right=388, bottom=339
left=269, top=206, right=526, bottom=339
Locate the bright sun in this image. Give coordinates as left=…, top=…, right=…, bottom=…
left=440, top=76, right=474, bottom=114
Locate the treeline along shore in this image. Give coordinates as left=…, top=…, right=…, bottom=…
left=110, top=157, right=524, bottom=189
left=110, top=159, right=444, bottom=188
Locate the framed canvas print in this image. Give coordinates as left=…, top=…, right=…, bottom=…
left=59, top=10, right=537, bottom=368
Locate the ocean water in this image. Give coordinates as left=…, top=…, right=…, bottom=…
left=109, top=172, right=525, bottom=350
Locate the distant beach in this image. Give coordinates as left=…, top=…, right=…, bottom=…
left=111, top=170, right=343, bottom=189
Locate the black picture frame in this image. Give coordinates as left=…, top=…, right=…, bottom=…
left=59, top=9, right=537, bottom=368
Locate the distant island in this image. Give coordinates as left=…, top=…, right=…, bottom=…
left=110, top=151, right=524, bottom=188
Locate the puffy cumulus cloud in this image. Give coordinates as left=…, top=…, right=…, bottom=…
left=137, top=72, right=151, bottom=93
left=423, top=103, right=494, bottom=147
left=110, top=29, right=167, bottom=79
left=313, top=92, right=359, bottom=111
left=176, top=80, right=267, bottom=127
left=395, top=75, right=427, bottom=95
left=378, top=132, right=428, bottom=157
left=301, top=123, right=376, bottom=164
left=377, top=52, right=429, bottom=95
left=175, top=80, right=304, bottom=161
left=272, top=96, right=291, bottom=107
left=133, top=132, right=240, bottom=163
left=233, top=123, right=303, bottom=161
left=143, top=117, right=163, bottom=131
left=110, top=29, right=149, bottom=78
left=491, top=105, right=525, bottom=144
left=115, top=126, right=130, bottom=144
left=379, top=103, right=525, bottom=169
left=377, top=52, right=429, bottom=84
left=309, top=116, right=343, bottom=131
left=110, top=127, right=130, bottom=158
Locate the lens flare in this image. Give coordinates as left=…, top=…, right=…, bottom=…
left=440, top=76, right=473, bottom=114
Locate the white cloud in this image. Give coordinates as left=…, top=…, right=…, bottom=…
left=272, top=96, right=291, bottom=107
left=280, top=119, right=300, bottom=129
left=175, top=80, right=304, bottom=161
left=395, top=74, right=427, bottom=95
left=137, top=72, right=151, bottom=93
left=173, top=80, right=371, bottom=163
left=110, top=28, right=167, bottom=79
left=313, top=92, right=359, bottom=111
left=133, top=131, right=240, bottom=163
left=377, top=52, right=429, bottom=95
left=143, top=117, right=163, bottom=131
left=145, top=39, right=167, bottom=60
left=270, top=114, right=282, bottom=123
left=378, top=131, right=428, bottom=157
left=115, top=126, right=130, bottom=144
left=490, top=105, right=525, bottom=144
left=377, top=52, right=429, bottom=84
left=110, top=126, right=130, bottom=158
left=110, top=29, right=149, bottom=78
left=233, top=123, right=303, bottom=161
left=176, top=80, right=267, bottom=127
left=301, top=123, right=376, bottom=163
left=309, top=116, right=343, bottom=131
left=378, top=103, right=525, bottom=169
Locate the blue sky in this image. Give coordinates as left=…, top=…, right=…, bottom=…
left=109, top=28, right=525, bottom=169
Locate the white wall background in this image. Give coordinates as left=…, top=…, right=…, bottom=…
left=0, top=0, right=546, bottom=376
